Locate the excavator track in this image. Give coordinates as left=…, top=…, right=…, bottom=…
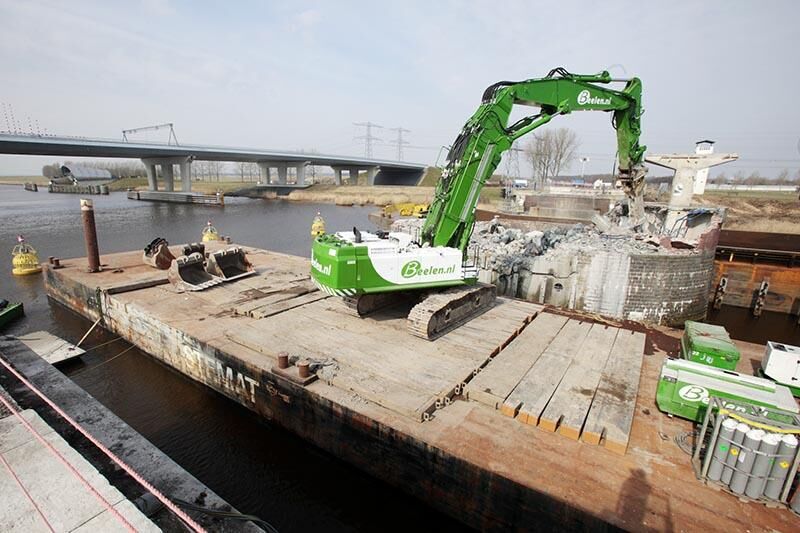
left=406, top=283, right=497, bottom=340
left=340, top=292, right=400, bottom=317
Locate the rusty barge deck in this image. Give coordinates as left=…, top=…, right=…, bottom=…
left=42, top=244, right=799, bottom=531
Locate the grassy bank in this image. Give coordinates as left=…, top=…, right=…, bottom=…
left=0, top=176, right=49, bottom=185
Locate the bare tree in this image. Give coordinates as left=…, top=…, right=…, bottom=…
left=237, top=161, right=248, bottom=182
left=208, top=161, right=224, bottom=181
left=524, top=128, right=579, bottom=187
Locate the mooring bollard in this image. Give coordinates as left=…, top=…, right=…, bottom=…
left=80, top=198, right=101, bottom=273
left=277, top=351, right=289, bottom=369
left=297, top=360, right=310, bottom=379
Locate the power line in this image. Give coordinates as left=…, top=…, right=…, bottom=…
left=353, top=121, right=382, bottom=158
left=387, top=127, right=410, bottom=161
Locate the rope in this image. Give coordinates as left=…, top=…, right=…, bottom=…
left=71, top=344, right=136, bottom=377
left=75, top=317, right=102, bottom=348
left=0, top=453, right=56, bottom=532
left=0, top=393, right=135, bottom=531
left=0, top=355, right=207, bottom=532
left=719, top=409, right=800, bottom=435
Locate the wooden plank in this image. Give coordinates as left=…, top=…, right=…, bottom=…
left=580, top=330, right=646, bottom=455
left=500, top=320, right=592, bottom=424
left=18, top=331, right=85, bottom=364
left=538, top=325, right=619, bottom=438
left=502, top=352, right=573, bottom=424
left=249, top=291, right=329, bottom=318
left=465, top=313, right=568, bottom=408
left=234, top=281, right=317, bottom=315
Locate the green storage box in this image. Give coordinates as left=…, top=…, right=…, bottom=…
left=656, top=358, right=799, bottom=423
left=680, top=321, right=740, bottom=371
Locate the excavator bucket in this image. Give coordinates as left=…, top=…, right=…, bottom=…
left=205, top=247, right=256, bottom=281
left=167, top=252, right=223, bottom=292
left=143, top=238, right=176, bottom=270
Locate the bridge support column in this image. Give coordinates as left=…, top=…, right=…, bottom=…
left=295, top=163, right=308, bottom=186
left=276, top=164, right=288, bottom=185
left=162, top=164, right=175, bottom=192
left=258, top=163, right=272, bottom=185
left=366, top=166, right=379, bottom=186
left=333, top=168, right=342, bottom=185
left=179, top=161, right=192, bottom=192
left=144, top=162, right=157, bottom=191
left=646, top=150, right=738, bottom=229
left=348, top=168, right=360, bottom=185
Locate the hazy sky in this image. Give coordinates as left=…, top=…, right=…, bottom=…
left=1, top=0, right=799, bottom=177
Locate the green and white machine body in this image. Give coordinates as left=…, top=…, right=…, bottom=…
left=656, top=358, right=799, bottom=423
left=311, top=68, right=647, bottom=297
left=311, top=230, right=473, bottom=296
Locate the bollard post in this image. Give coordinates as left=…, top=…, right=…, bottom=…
left=80, top=199, right=101, bottom=273
left=297, top=360, right=310, bottom=379
left=277, top=351, right=289, bottom=369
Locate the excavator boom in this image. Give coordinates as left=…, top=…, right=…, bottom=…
left=422, top=68, right=646, bottom=251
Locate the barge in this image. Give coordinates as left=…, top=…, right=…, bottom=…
left=43, top=243, right=799, bottom=530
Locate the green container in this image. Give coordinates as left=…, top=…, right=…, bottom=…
left=656, top=358, right=799, bottom=423
left=680, top=321, right=740, bottom=371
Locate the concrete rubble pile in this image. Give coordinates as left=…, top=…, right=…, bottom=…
left=391, top=213, right=720, bottom=326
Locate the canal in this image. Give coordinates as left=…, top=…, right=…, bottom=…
left=0, top=185, right=467, bottom=532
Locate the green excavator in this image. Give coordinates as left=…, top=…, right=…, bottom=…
left=311, top=68, right=647, bottom=339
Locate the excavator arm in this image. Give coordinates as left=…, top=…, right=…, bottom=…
left=421, top=68, right=646, bottom=251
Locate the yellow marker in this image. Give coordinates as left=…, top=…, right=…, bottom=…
left=11, top=235, right=43, bottom=276
left=202, top=220, right=221, bottom=242
left=311, top=212, right=326, bottom=237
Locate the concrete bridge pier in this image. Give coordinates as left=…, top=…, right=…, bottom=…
left=257, top=161, right=310, bottom=185
left=141, top=156, right=193, bottom=192
left=646, top=148, right=738, bottom=230
left=277, top=164, right=288, bottom=185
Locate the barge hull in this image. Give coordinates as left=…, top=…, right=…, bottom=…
left=43, top=245, right=799, bottom=531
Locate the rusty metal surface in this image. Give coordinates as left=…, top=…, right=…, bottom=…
left=713, top=261, right=800, bottom=314
left=42, top=245, right=800, bottom=531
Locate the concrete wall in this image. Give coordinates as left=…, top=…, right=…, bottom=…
left=479, top=247, right=715, bottom=326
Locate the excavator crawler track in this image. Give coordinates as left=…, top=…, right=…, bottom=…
left=341, top=292, right=400, bottom=317
left=406, top=283, right=496, bottom=340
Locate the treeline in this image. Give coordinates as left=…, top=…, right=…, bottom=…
left=711, top=169, right=800, bottom=186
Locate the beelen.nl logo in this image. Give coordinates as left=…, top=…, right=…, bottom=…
left=577, top=89, right=611, bottom=106
left=311, top=254, right=331, bottom=276
left=401, top=260, right=456, bottom=279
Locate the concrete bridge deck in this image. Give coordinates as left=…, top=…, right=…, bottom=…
left=0, top=133, right=426, bottom=191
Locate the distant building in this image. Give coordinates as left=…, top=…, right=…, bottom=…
left=49, top=165, right=113, bottom=186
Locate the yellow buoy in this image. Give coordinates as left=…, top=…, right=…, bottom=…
left=12, top=235, right=42, bottom=276
left=201, top=220, right=221, bottom=242
left=311, top=212, right=326, bottom=237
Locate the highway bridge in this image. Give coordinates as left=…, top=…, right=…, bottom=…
left=0, top=133, right=427, bottom=191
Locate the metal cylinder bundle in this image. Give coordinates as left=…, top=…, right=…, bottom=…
left=745, top=433, right=781, bottom=499
left=730, top=429, right=765, bottom=494
left=721, top=422, right=750, bottom=485
left=707, top=417, right=737, bottom=482
left=764, top=434, right=798, bottom=500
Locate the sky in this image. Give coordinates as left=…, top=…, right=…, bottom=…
left=1, top=0, right=799, bottom=178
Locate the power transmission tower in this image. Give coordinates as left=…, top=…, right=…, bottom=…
left=388, top=127, right=410, bottom=161
left=353, top=121, right=382, bottom=158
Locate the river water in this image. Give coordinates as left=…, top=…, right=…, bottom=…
left=0, top=185, right=466, bottom=532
